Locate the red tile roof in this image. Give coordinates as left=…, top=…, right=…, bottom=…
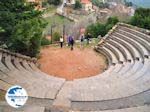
left=80, top=0, right=91, bottom=4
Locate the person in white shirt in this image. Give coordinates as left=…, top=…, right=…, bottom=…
left=60, top=36, right=64, bottom=48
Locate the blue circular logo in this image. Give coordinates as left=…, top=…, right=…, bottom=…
left=5, top=85, right=28, bottom=108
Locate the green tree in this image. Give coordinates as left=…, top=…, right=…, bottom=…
left=9, top=18, right=45, bottom=57
left=74, top=0, right=82, bottom=9
left=86, top=17, right=119, bottom=38
left=0, top=0, right=42, bottom=42
left=130, top=8, right=150, bottom=30
left=91, top=0, right=108, bottom=8
left=106, top=16, right=119, bottom=25
left=53, top=32, right=61, bottom=42
left=47, top=0, right=61, bottom=6
left=0, top=0, right=47, bottom=57
left=41, top=37, right=51, bottom=46
left=86, top=23, right=106, bottom=38
left=124, top=0, right=133, bottom=7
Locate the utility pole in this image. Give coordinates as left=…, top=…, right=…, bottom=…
left=51, top=25, right=55, bottom=44
left=63, top=24, right=65, bottom=41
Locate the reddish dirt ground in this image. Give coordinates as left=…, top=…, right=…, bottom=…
left=38, top=46, right=107, bottom=80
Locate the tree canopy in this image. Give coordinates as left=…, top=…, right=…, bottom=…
left=0, top=0, right=47, bottom=57
left=91, top=0, right=109, bottom=8
left=86, top=17, right=119, bottom=38
left=47, top=0, right=61, bottom=6
left=130, top=8, right=150, bottom=30
left=74, top=0, right=82, bottom=9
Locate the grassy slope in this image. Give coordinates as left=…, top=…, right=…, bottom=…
left=43, top=6, right=73, bottom=35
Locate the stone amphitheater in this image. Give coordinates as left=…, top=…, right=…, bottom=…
left=0, top=23, right=150, bottom=112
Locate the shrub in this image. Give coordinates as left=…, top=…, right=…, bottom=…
left=91, top=0, right=109, bottom=8
left=47, top=0, right=61, bottom=6
left=86, top=17, right=119, bottom=38
left=52, top=32, right=61, bottom=42
left=8, top=18, right=44, bottom=57
left=0, top=0, right=47, bottom=57
left=41, top=37, right=51, bottom=46
left=74, top=0, right=82, bottom=9
left=130, top=8, right=150, bottom=30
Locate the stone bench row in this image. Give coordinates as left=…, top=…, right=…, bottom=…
left=0, top=105, right=45, bottom=112
left=71, top=58, right=150, bottom=101
left=0, top=52, right=65, bottom=100
left=97, top=33, right=148, bottom=64
left=70, top=23, right=150, bottom=111
left=114, top=31, right=149, bottom=58
left=70, top=105, right=150, bottom=112
left=117, top=26, right=150, bottom=52
left=71, top=89, right=150, bottom=111
left=117, top=25, right=150, bottom=43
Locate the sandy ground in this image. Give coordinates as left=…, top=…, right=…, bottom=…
left=38, top=46, right=107, bottom=80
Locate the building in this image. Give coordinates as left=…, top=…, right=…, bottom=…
left=27, top=0, right=43, bottom=10
left=80, top=0, right=93, bottom=11
left=65, top=0, right=75, bottom=5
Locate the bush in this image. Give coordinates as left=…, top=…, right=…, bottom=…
left=0, top=0, right=47, bottom=57
left=86, top=17, right=119, bottom=38
left=91, top=0, right=109, bottom=8
left=41, top=37, right=51, bottom=46
left=106, top=16, right=119, bottom=25
left=124, top=0, right=133, bottom=7
left=8, top=18, right=44, bottom=57
left=52, top=32, right=61, bottom=42
left=42, top=2, right=48, bottom=7
left=47, top=0, right=61, bottom=6
left=130, top=8, right=150, bottom=30
left=74, top=0, right=82, bottom=9
left=86, top=23, right=106, bottom=38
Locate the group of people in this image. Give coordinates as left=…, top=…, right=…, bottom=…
left=80, top=33, right=91, bottom=46
left=59, top=33, right=91, bottom=50
left=59, top=35, right=74, bottom=50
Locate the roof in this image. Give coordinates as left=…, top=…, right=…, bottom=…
left=80, top=0, right=91, bottom=4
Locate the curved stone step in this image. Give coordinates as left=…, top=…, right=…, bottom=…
left=106, top=39, right=133, bottom=62
left=102, top=46, right=118, bottom=64
left=115, top=31, right=149, bottom=57
left=118, top=27, right=150, bottom=52
left=111, top=35, right=142, bottom=61
left=118, top=25, right=150, bottom=43
left=71, top=90, right=150, bottom=111
left=105, top=43, right=126, bottom=63
left=71, top=105, right=150, bottom=112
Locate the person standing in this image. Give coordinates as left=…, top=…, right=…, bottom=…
left=60, top=36, right=64, bottom=48
left=86, top=33, right=91, bottom=45
left=67, top=35, right=70, bottom=46
left=69, top=35, right=74, bottom=51
left=80, top=34, right=84, bottom=48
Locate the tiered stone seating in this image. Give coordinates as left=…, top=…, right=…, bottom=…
left=117, top=27, right=150, bottom=53
left=0, top=23, right=150, bottom=112
left=71, top=23, right=150, bottom=111
left=0, top=106, right=45, bottom=112
left=70, top=105, right=150, bottom=112
left=0, top=49, right=66, bottom=112
left=117, top=23, right=150, bottom=43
